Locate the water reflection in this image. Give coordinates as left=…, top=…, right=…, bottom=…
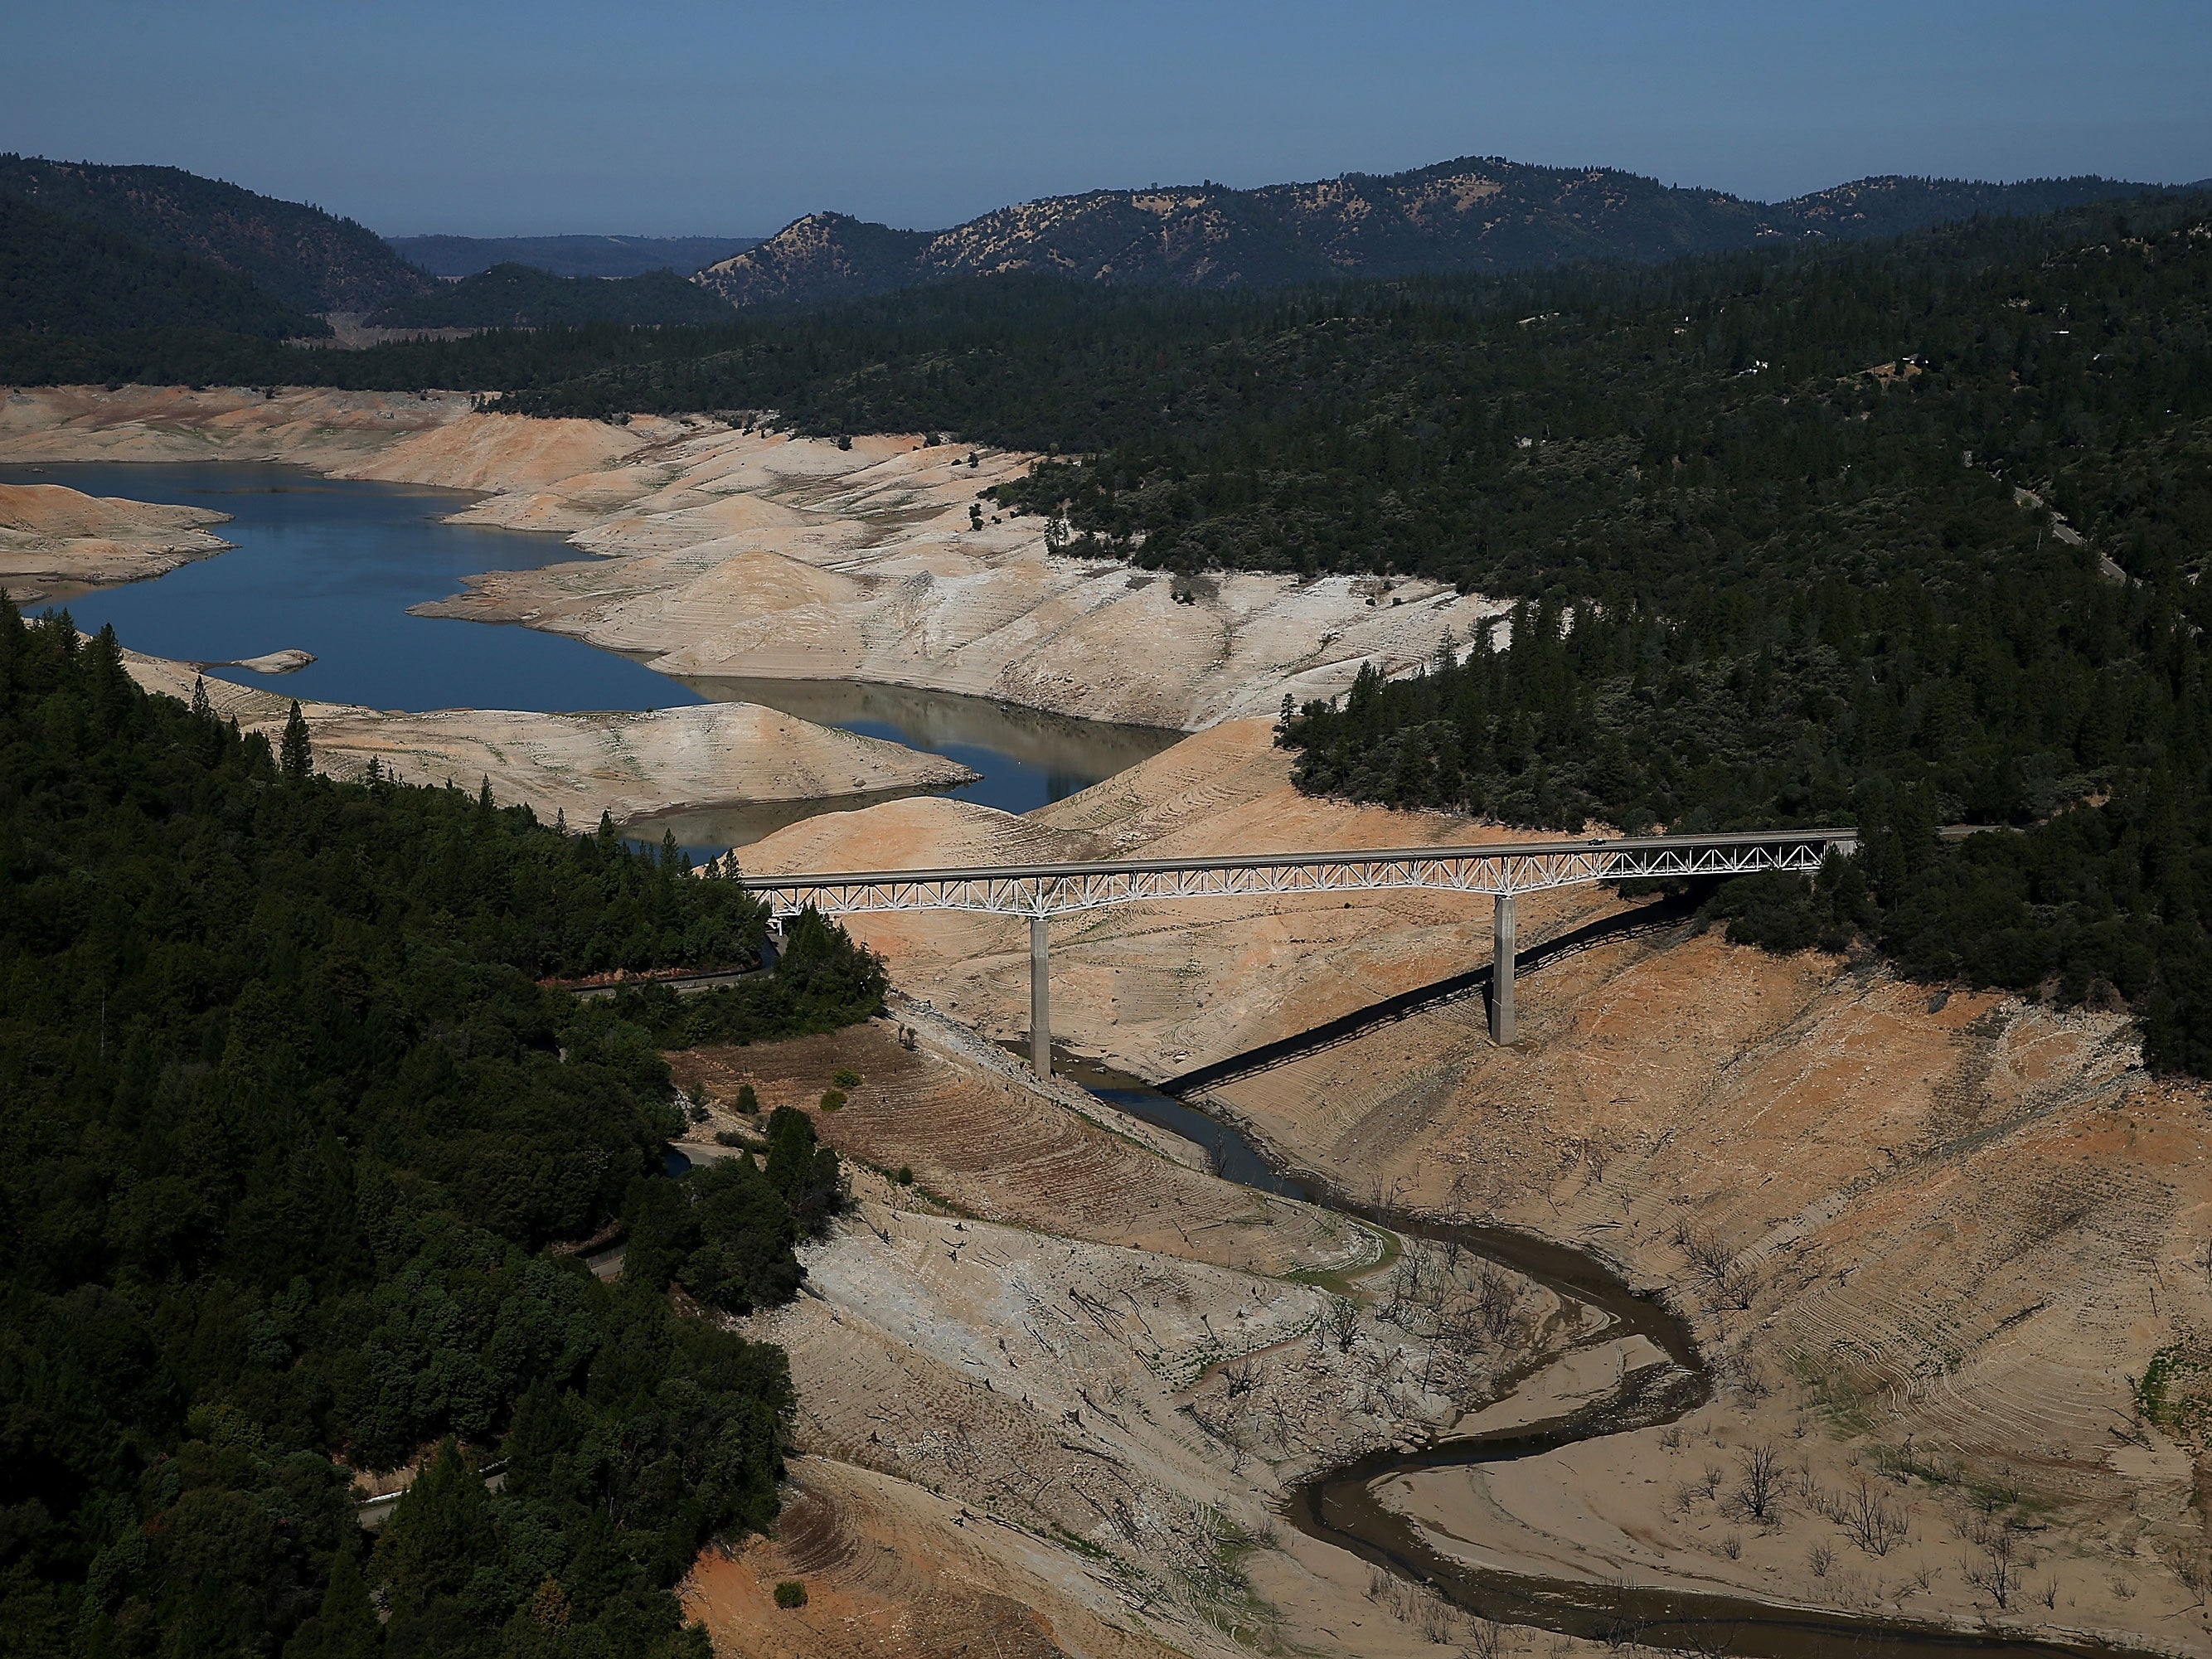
left=672, top=675, right=1181, bottom=820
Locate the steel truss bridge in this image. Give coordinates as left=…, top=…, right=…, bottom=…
left=741, top=828, right=1857, bottom=1074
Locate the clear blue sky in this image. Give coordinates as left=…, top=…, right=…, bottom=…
left=8, top=1, right=2206, bottom=237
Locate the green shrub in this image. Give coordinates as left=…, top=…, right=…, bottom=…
left=775, top=1581, right=808, bottom=1609
left=819, top=1089, right=846, bottom=1112
left=832, top=1067, right=861, bottom=1089
left=895, top=1165, right=914, bottom=1186
left=735, top=1083, right=759, bottom=1113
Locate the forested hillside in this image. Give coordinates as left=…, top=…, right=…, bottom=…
left=367, top=263, right=734, bottom=329
left=0, top=155, right=432, bottom=313
left=0, top=600, right=885, bottom=1656
left=1, top=194, right=323, bottom=338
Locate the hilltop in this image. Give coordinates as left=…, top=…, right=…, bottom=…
left=0, top=153, right=432, bottom=313
left=695, top=156, right=2148, bottom=306
left=0, top=192, right=323, bottom=339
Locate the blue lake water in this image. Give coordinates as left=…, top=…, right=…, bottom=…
left=3, top=461, right=1176, bottom=855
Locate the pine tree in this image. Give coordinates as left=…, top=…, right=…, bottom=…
left=279, top=700, right=312, bottom=781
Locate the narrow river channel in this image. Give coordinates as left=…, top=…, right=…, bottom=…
left=1057, top=1056, right=2143, bottom=1659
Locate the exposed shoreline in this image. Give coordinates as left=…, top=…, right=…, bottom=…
left=119, top=643, right=979, bottom=827
left=0, top=385, right=1508, bottom=730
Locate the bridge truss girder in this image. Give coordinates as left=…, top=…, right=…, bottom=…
left=741, top=832, right=1854, bottom=923
left=742, top=830, right=1857, bottom=1079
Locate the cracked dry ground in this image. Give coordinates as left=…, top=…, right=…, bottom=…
left=663, top=1013, right=1594, bottom=1659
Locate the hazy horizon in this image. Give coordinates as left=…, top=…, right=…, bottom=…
left=7, top=1, right=2208, bottom=239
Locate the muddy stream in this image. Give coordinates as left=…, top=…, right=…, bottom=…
left=1060, top=1058, right=2145, bottom=1659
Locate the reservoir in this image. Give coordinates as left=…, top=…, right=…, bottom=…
left=2, top=462, right=1177, bottom=854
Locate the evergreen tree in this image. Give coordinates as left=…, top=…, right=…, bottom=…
left=279, top=698, right=313, bottom=780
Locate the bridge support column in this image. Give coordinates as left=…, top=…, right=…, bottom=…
left=760, top=916, right=782, bottom=973
left=1030, top=914, right=1052, bottom=1079
left=1491, top=893, right=1516, bottom=1045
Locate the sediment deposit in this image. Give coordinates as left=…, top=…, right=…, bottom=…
left=0, top=479, right=232, bottom=602
left=418, top=426, right=1504, bottom=729
left=120, top=647, right=977, bottom=826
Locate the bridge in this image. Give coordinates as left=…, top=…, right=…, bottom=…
left=740, top=828, right=1857, bottom=1077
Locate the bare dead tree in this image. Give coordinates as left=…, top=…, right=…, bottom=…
left=1477, top=1266, right=1520, bottom=1340
left=1841, top=1473, right=1907, bottom=1556
left=1737, top=1445, right=1783, bottom=1523
left=1963, top=1529, right=2020, bottom=1608
left=1325, top=1296, right=1361, bottom=1353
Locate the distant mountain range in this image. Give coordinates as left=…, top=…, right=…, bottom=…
left=0, top=155, right=430, bottom=313
left=386, top=234, right=761, bottom=280
left=696, top=158, right=2165, bottom=308
left=0, top=151, right=2192, bottom=345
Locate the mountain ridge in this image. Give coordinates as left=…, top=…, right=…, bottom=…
left=696, top=156, right=2160, bottom=308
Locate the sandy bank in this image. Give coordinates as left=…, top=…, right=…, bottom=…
left=1205, top=919, right=2210, bottom=1646
left=0, top=384, right=677, bottom=490
left=0, top=389, right=1508, bottom=727
left=119, top=647, right=977, bottom=826
left=417, top=425, right=1506, bottom=729
left=0, top=479, right=233, bottom=603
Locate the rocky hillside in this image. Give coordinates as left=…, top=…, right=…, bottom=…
left=697, top=156, right=2147, bottom=306
left=0, top=153, right=433, bottom=313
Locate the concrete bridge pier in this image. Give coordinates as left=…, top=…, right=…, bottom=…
left=1490, top=893, right=1516, bottom=1045
left=1030, top=914, right=1052, bottom=1078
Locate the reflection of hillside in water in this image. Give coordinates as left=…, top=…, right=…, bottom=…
left=672, top=674, right=1181, bottom=813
